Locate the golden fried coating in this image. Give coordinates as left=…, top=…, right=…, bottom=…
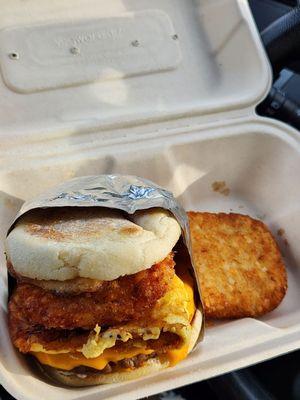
left=9, top=254, right=175, bottom=335
left=188, top=212, right=287, bottom=318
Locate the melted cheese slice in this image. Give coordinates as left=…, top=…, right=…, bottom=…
left=33, top=345, right=189, bottom=371
left=31, top=267, right=196, bottom=371
left=167, top=345, right=189, bottom=367
left=34, top=347, right=154, bottom=371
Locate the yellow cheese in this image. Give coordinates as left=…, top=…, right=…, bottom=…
left=166, top=345, right=189, bottom=367
left=33, top=347, right=154, bottom=371
left=33, top=345, right=189, bottom=371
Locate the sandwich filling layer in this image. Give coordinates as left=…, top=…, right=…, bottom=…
left=9, top=253, right=196, bottom=373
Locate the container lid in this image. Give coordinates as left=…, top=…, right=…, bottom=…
left=0, top=0, right=271, bottom=147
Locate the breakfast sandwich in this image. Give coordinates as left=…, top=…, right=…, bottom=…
left=6, top=207, right=201, bottom=386
left=188, top=212, right=287, bottom=319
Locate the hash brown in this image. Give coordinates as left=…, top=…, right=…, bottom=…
left=188, top=212, right=287, bottom=318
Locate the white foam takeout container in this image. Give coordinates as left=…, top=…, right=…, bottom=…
left=0, top=0, right=300, bottom=399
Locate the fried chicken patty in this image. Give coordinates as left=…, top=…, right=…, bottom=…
left=9, top=253, right=175, bottom=348
left=188, top=212, right=287, bottom=318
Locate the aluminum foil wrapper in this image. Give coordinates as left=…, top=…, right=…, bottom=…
left=7, top=174, right=204, bottom=344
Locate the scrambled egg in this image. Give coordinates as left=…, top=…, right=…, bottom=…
left=82, top=325, right=161, bottom=358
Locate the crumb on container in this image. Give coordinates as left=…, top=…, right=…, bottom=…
left=211, top=181, right=230, bottom=196
left=277, top=228, right=289, bottom=246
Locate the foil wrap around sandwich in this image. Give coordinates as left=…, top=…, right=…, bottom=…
left=7, top=174, right=204, bottom=345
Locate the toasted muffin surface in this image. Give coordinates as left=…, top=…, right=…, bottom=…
left=188, top=212, right=287, bottom=318
left=6, top=207, right=181, bottom=281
